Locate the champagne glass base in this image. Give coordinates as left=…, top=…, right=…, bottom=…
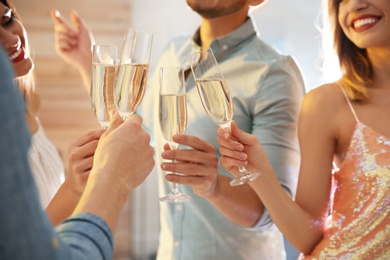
left=229, top=172, right=261, bottom=186
left=159, top=192, right=191, bottom=203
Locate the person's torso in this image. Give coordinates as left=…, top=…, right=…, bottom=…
left=139, top=18, right=303, bottom=260
left=305, top=89, right=390, bottom=259
left=29, top=118, right=65, bottom=208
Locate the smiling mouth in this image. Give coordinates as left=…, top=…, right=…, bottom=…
left=9, top=47, right=25, bottom=63
left=352, top=16, right=380, bottom=31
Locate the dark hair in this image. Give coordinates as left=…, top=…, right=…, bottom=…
left=327, top=0, right=372, bottom=100
left=1, top=0, right=21, bottom=20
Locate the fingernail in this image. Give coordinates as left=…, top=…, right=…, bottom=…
left=161, top=163, right=167, bottom=170
left=223, top=133, right=229, bottom=140
left=54, top=10, right=61, bottom=17
left=236, top=144, right=244, bottom=151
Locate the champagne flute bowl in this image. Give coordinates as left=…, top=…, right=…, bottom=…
left=188, top=48, right=261, bottom=186
left=114, top=28, right=153, bottom=119
left=91, top=44, right=118, bottom=129
left=159, top=67, right=191, bottom=203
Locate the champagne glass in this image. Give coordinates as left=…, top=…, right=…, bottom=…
left=114, top=28, right=153, bottom=119
left=188, top=48, right=261, bottom=186
left=159, top=67, right=191, bottom=203
left=91, top=44, right=118, bottom=129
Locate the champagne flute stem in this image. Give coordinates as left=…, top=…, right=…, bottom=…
left=169, top=144, right=180, bottom=194
left=238, top=166, right=249, bottom=176
left=223, top=122, right=256, bottom=178
left=171, top=182, right=180, bottom=195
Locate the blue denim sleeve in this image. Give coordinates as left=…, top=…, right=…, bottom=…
left=0, top=47, right=113, bottom=260
left=56, top=213, right=114, bottom=260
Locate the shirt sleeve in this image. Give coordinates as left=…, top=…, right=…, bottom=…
left=55, top=213, right=114, bottom=260
left=251, top=55, right=306, bottom=229
left=0, top=47, right=113, bottom=260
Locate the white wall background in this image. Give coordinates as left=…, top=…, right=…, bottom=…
left=130, top=0, right=325, bottom=259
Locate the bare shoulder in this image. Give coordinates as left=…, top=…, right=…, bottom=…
left=301, top=82, right=345, bottom=121
left=299, top=82, right=349, bottom=144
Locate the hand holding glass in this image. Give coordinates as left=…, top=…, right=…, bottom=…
left=189, top=48, right=260, bottom=186
left=91, top=44, right=118, bottom=129
left=159, top=67, right=191, bottom=203
left=114, top=28, right=153, bottom=119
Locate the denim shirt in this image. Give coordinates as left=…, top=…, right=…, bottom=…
left=139, top=16, right=306, bottom=260
left=0, top=47, right=113, bottom=260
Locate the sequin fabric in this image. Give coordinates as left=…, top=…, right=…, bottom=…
left=303, top=120, right=390, bottom=259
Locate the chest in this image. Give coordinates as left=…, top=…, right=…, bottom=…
left=335, top=99, right=390, bottom=164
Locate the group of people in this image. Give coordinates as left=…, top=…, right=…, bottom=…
left=0, top=0, right=388, bottom=259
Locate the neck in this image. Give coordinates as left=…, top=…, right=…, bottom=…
left=367, top=47, right=390, bottom=89
left=199, top=7, right=249, bottom=50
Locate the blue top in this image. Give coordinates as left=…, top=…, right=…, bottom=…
left=139, top=17, right=306, bottom=260
left=0, top=47, right=113, bottom=260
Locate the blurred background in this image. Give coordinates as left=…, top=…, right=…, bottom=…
left=13, top=0, right=337, bottom=259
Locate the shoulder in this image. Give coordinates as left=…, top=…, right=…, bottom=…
left=303, top=83, right=344, bottom=109
left=249, top=40, right=304, bottom=85
left=301, top=82, right=346, bottom=125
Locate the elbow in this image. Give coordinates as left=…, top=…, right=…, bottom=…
left=291, top=230, right=324, bottom=256
left=298, top=245, right=316, bottom=256
left=244, top=211, right=263, bottom=228
left=232, top=207, right=263, bottom=228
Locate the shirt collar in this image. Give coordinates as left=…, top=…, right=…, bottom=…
left=190, top=16, right=257, bottom=59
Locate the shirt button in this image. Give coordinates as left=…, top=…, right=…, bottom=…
left=174, top=241, right=180, bottom=248
left=176, top=205, right=183, bottom=211
left=222, top=45, right=228, bottom=50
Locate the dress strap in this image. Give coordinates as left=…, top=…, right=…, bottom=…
left=338, top=83, right=359, bottom=123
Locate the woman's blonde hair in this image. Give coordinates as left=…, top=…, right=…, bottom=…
left=325, top=0, right=372, bottom=101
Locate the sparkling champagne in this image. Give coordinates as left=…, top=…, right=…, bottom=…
left=159, top=94, right=187, bottom=142
left=91, top=64, right=117, bottom=128
left=114, top=63, right=149, bottom=118
left=195, top=78, right=233, bottom=126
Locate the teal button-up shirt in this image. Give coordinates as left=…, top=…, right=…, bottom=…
left=139, top=16, right=305, bottom=260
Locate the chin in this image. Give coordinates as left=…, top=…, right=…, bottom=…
left=13, top=59, right=34, bottom=78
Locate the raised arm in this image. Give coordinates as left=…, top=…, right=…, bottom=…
left=51, top=9, right=94, bottom=91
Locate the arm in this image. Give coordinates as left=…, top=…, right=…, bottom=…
left=51, top=9, right=94, bottom=91
left=46, top=129, right=104, bottom=225
left=72, top=111, right=155, bottom=232
left=0, top=45, right=154, bottom=258
left=162, top=134, right=263, bottom=227
left=217, top=86, right=336, bottom=253
left=252, top=56, right=305, bottom=202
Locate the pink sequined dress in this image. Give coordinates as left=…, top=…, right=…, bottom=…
left=302, top=88, right=390, bottom=259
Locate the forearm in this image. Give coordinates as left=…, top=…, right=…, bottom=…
left=250, top=166, right=324, bottom=254
left=46, top=180, right=82, bottom=225
left=72, top=170, right=130, bottom=233
left=78, top=57, right=92, bottom=93
left=207, top=175, right=264, bottom=227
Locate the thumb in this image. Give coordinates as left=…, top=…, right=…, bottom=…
left=230, top=120, right=253, bottom=146
left=104, top=109, right=123, bottom=135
